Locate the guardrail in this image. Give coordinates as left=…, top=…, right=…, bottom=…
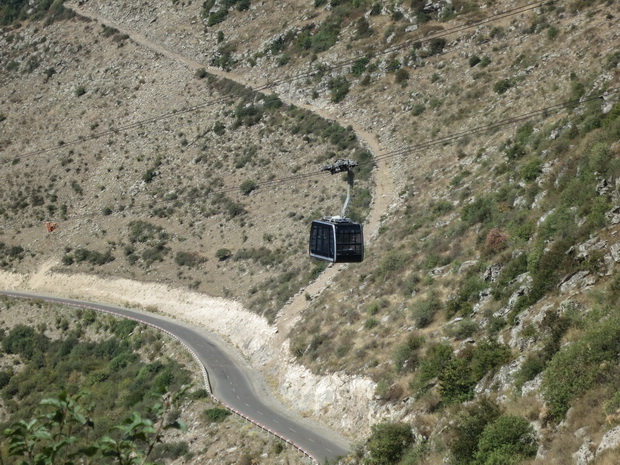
left=0, top=291, right=320, bottom=464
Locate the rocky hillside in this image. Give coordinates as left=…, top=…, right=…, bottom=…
left=1, top=1, right=620, bottom=464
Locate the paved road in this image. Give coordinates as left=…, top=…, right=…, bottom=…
left=0, top=290, right=350, bottom=464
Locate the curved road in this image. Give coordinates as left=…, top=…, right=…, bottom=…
left=0, top=290, right=350, bottom=464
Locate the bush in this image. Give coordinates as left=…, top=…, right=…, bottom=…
left=428, top=38, right=446, bottom=56
left=393, top=334, right=424, bottom=373
left=493, top=79, right=513, bottom=94
left=474, top=415, right=537, bottom=465
left=2, top=325, right=49, bottom=360
left=328, top=76, right=350, bottom=103
left=351, top=56, right=370, bottom=76
left=521, top=157, right=543, bottom=182
left=469, top=55, right=481, bottom=67
left=215, top=248, right=232, bottom=261
left=440, top=357, right=476, bottom=403
left=364, top=317, right=379, bottom=329
left=367, top=422, right=414, bottom=465
left=416, top=342, right=453, bottom=387
left=395, top=68, right=410, bottom=84
left=175, top=251, right=205, bottom=268
left=543, top=315, right=620, bottom=419
left=483, top=228, right=508, bottom=256
left=240, top=179, right=257, bottom=195
left=411, top=103, right=425, bottom=116
left=411, top=294, right=442, bottom=328
left=445, top=318, right=478, bottom=340
left=204, top=407, right=231, bottom=423
left=450, top=398, right=502, bottom=465
left=151, top=441, right=189, bottom=460
left=514, top=353, right=546, bottom=390
left=461, top=196, right=496, bottom=226
left=470, top=340, right=511, bottom=381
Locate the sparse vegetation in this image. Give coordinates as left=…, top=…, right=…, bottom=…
left=2, top=1, right=619, bottom=463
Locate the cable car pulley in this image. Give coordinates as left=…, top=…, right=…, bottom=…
left=309, top=159, right=364, bottom=263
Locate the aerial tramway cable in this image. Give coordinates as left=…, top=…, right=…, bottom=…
left=32, top=88, right=618, bottom=234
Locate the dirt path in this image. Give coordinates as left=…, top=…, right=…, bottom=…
left=67, top=2, right=396, bottom=342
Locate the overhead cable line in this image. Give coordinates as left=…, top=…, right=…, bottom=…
left=263, top=1, right=551, bottom=89
left=4, top=0, right=551, bottom=163
left=16, top=87, right=614, bottom=229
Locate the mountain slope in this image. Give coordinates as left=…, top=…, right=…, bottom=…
left=1, top=1, right=620, bottom=464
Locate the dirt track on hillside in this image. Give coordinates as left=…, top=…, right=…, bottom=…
left=67, top=2, right=395, bottom=343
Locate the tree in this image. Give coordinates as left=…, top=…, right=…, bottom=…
left=474, top=415, right=537, bottom=465
left=366, top=422, right=414, bottom=465
left=215, top=248, right=232, bottom=261
left=2, top=388, right=188, bottom=465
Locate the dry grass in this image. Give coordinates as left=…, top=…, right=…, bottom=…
left=2, top=1, right=620, bottom=462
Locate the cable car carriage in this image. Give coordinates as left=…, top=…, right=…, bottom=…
left=310, top=216, right=364, bottom=263
left=309, top=159, right=364, bottom=263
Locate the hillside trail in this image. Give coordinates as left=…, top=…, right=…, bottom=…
left=67, top=3, right=395, bottom=344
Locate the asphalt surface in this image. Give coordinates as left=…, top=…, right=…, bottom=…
left=0, top=290, right=350, bottom=464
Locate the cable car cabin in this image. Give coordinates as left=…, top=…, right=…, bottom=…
left=309, top=218, right=364, bottom=263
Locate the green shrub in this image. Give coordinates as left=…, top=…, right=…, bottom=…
left=469, top=55, right=481, bottom=67
left=440, top=357, right=476, bottom=403
left=2, top=325, right=49, bottom=360
left=514, top=353, right=546, bottom=390
left=450, top=398, right=502, bottom=465
left=215, top=248, right=232, bottom=261
left=213, top=121, right=226, bottom=135
left=520, top=157, right=543, bottom=182
left=461, top=196, right=496, bottom=226
left=151, top=441, right=189, bottom=460
left=240, top=179, right=257, bottom=195
left=395, top=67, right=410, bottom=84
left=415, top=342, right=453, bottom=387
left=189, top=388, right=208, bottom=399
left=376, top=250, right=408, bottom=280
left=175, top=251, right=205, bottom=268
left=207, top=9, right=228, bottom=26
left=128, top=220, right=168, bottom=244
left=328, top=76, right=350, bottom=103
left=493, top=79, right=513, bottom=94
left=367, top=298, right=389, bottom=315
left=543, top=315, right=620, bottom=419
left=428, top=38, right=446, bottom=56
left=393, top=334, right=425, bottom=373
left=309, top=15, right=341, bottom=53
left=547, top=25, right=559, bottom=40
left=367, top=422, right=414, bottom=465
left=470, top=340, right=511, bottom=381
left=474, top=415, right=537, bottom=465
left=235, top=104, right=263, bottom=126
left=411, top=294, right=442, bottom=328
left=351, top=56, right=370, bottom=76
left=445, top=318, right=478, bottom=340
left=355, top=16, right=373, bottom=38
left=411, top=103, right=425, bottom=116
